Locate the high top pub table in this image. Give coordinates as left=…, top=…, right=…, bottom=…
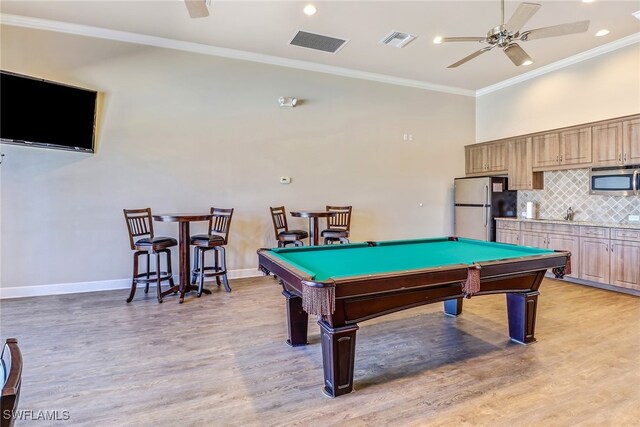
left=290, top=210, right=337, bottom=246
left=153, top=213, right=213, bottom=303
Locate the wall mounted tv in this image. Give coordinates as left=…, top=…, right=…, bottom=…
left=1, top=71, right=97, bottom=153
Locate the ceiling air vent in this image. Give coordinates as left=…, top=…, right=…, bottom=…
left=289, top=30, right=349, bottom=54
left=380, top=31, right=417, bottom=48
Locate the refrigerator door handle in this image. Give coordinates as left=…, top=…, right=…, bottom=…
left=484, top=185, right=489, bottom=227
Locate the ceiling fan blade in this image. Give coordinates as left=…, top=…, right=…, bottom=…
left=438, top=37, right=487, bottom=43
left=503, top=43, right=533, bottom=66
left=506, top=2, right=541, bottom=33
left=520, top=20, right=590, bottom=41
left=447, top=46, right=494, bottom=68
left=185, top=0, right=210, bottom=18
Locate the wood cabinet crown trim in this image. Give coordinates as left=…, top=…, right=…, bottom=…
left=467, top=113, right=640, bottom=148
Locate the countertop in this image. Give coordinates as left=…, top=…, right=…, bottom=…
left=495, top=217, right=640, bottom=230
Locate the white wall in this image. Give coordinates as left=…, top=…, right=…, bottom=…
left=476, top=44, right=640, bottom=142
left=0, top=25, right=474, bottom=290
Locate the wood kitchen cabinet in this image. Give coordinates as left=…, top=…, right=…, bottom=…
left=532, top=133, right=560, bottom=169
left=532, top=126, right=592, bottom=170
left=495, top=220, right=638, bottom=291
left=580, top=226, right=611, bottom=284
left=496, top=220, right=520, bottom=245
left=623, top=118, right=640, bottom=165
left=485, top=142, right=508, bottom=172
left=610, top=240, right=640, bottom=290
left=593, top=119, right=640, bottom=167
left=465, top=144, right=486, bottom=174
left=507, top=137, right=543, bottom=190
left=580, top=237, right=610, bottom=283
left=560, top=126, right=592, bottom=167
left=610, top=228, right=640, bottom=290
left=519, top=222, right=580, bottom=278
left=465, top=141, right=508, bottom=175
left=496, top=229, right=519, bottom=245
left=592, top=122, right=623, bottom=167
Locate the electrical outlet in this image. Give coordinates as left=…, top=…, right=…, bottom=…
left=280, top=177, right=291, bottom=184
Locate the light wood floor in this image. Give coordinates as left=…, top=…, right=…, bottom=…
left=1, top=276, right=638, bottom=426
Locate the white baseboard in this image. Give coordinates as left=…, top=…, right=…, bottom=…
left=0, top=268, right=262, bottom=299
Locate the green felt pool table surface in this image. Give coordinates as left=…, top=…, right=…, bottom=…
left=268, top=237, right=555, bottom=281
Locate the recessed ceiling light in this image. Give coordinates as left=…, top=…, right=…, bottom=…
left=522, top=60, right=533, bottom=66
left=595, top=29, right=610, bottom=37
left=433, top=36, right=443, bottom=44
left=581, top=0, right=595, bottom=3
left=303, top=4, right=317, bottom=16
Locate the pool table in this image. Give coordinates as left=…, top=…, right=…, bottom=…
left=257, top=237, right=570, bottom=397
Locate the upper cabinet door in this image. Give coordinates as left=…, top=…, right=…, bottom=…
left=532, top=133, right=560, bottom=169
left=485, top=142, right=508, bottom=173
left=592, top=122, right=623, bottom=167
left=508, top=137, right=543, bottom=190
left=465, top=145, right=487, bottom=175
left=623, top=118, right=640, bottom=165
left=560, top=127, right=592, bottom=167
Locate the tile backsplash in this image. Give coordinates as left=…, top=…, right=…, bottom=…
left=517, top=169, right=640, bottom=223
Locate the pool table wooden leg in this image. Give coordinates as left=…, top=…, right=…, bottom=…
left=506, top=291, right=539, bottom=344
left=444, top=298, right=463, bottom=316
left=283, top=290, right=308, bottom=346
left=318, top=321, right=359, bottom=398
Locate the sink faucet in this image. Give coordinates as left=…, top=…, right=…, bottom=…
left=564, top=206, right=574, bottom=221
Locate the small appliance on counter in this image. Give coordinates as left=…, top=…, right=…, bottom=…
left=454, top=176, right=517, bottom=242
left=525, top=201, right=537, bottom=219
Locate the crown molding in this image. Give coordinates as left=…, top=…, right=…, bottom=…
left=0, top=13, right=475, bottom=97
left=476, top=32, right=640, bottom=97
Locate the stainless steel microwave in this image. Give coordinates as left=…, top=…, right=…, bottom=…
left=590, top=165, right=640, bottom=196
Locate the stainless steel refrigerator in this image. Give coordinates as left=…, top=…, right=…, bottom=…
left=454, top=177, right=517, bottom=241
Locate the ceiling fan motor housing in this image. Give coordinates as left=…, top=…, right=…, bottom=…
left=487, top=25, right=515, bottom=48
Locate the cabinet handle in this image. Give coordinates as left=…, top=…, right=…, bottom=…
left=619, top=153, right=622, bottom=162
left=559, top=154, right=563, bottom=162
left=606, top=245, right=609, bottom=252
left=624, top=153, right=627, bottom=162
left=556, top=155, right=559, bottom=162
left=611, top=245, right=613, bottom=253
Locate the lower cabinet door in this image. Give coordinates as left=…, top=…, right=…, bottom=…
left=547, top=233, right=580, bottom=279
left=610, top=240, right=640, bottom=290
left=520, top=231, right=547, bottom=249
left=580, top=238, right=610, bottom=283
left=496, top=229, right=519, bottom=245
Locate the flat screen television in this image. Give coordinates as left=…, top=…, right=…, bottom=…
left=1, top=71, right=97, bottom=153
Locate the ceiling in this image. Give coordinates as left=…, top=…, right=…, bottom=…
left=1, top=1, right=639, bottom=93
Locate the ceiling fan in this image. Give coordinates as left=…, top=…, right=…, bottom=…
left=435, top=0, right=590, bottom=68
left=184, top=0, right=211, bottom=19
